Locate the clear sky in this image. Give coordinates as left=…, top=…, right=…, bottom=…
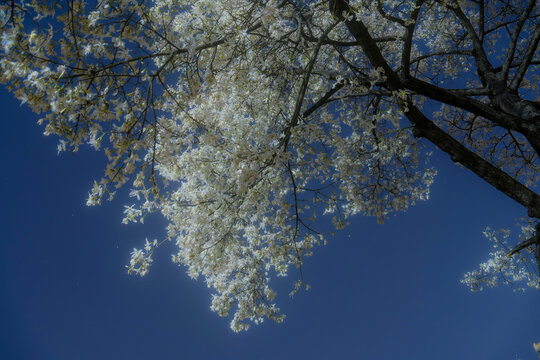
left=0, top=85, right=539, bottom=360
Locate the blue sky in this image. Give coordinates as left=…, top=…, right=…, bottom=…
left=0, top=85, right=539, bottom=359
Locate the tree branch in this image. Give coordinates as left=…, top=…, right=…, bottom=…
left=403, top=77, right=540, bottom=154
left=507, top=232, right=538, bottom=257
left=444, top=1, right=495, bottom=86
left=509, top=21, right=540, bottom=91
left=401, top=0, right=424, bottom=79
left=329, top=0, right=540, bottom=218
left=501, top=0, right=536, bottom=84
left=282, top=20, right=339, bottom=150
left=405, top=103, right=540, bottom=218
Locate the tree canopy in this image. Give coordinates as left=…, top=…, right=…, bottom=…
left=1, top=0, right=539, bottom=331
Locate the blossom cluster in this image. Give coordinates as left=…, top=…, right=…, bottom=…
left=462, top=223, right=539, bottom=292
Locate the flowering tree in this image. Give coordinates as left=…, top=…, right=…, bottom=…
left=1, top=0, right=539, bottom=331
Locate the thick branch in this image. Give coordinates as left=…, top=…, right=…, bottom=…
left=478, top=0, right=485, bottom=41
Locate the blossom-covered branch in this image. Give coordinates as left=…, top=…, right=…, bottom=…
left=1, top=0, right=539, bottom=331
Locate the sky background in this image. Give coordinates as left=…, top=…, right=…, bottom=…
left=0, top=83, right=539, bottom=360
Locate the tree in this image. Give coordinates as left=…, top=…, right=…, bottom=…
left=0, top=0, right=539, bottom=331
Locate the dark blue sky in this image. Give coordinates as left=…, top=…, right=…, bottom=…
left=1, top=86, right=539, bottom=360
